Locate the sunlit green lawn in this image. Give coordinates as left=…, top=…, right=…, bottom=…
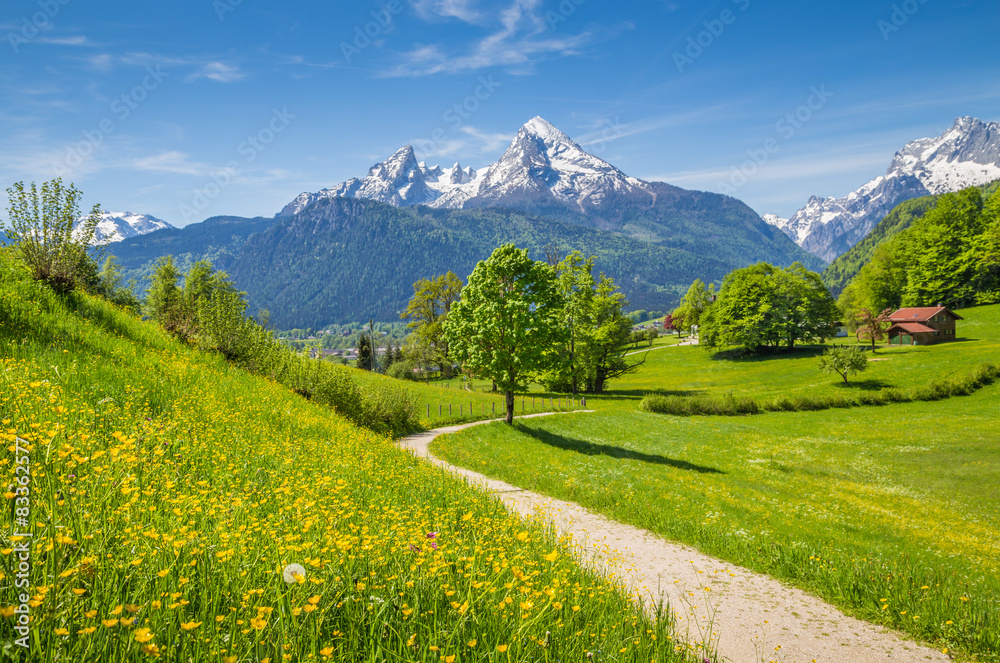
left=431, top=304, right=1000, bottom=659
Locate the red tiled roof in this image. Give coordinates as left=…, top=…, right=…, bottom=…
left=888, top=307, right=963, bottom=322
left=888, top=322, right=937, bottom=334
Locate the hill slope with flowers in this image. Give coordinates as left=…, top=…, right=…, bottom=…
left=0, top=248, right=690, bottom=662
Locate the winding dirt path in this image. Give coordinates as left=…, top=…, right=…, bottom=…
left=399, top=413, right=949, bottom=663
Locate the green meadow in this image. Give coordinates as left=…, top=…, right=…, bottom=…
left=432, top=304, right=1000, bottom=659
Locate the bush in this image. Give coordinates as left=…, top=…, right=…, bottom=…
left=3, top=178, right=106, bottom=293
left=640, top=362, right=999, bottom=417
left=387, top=359, right=419, bottom=381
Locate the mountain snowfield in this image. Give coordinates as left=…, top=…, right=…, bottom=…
left=75, top=211, right=174, bottom=243
left=280, top=117, right=657, bottom=217
left=766, top=117, right=1000, bottom=261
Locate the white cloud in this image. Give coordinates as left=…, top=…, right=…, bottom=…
left=36, top=35, right=91, bottom=46
left=131, top=151, right=207, bottom=176
left=384, top=0, right=591, bottom=77
left=88, top=53, right=113, bottom=72
left=413, top=0, right=484, bottom=23
left=574, top=106, right=734, bottom=148
left=412, top=124, right=512, bottom=160
left=460, top=125, right=511, bottom=152
left=187, top=61, right=244, bottom=83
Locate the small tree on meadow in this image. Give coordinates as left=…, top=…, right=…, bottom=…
left=818, top=345, right=869, bottom=383
left=644, top=327, right=658, bottom=346
left=662, top=313, right=678, bottom=337
left=670, top=308, right=688, bottom=338
left=855, top=307, right=893, bottom=352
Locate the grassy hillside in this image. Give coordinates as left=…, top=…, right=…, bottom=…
left=822, top=180, right=1000, bottom=295
left=432, top=305, right=1000, bottom=658
left=0, top=249, right=689, bottom=662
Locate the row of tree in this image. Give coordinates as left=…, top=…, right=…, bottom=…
left=839, top=186, right=1000, bottom=317
left=665, top=263, right=841, bottom=353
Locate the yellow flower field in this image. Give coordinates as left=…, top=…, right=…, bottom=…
left=0, top=250, right=688, bottom=661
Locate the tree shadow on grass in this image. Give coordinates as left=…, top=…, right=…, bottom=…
left=710, top=346, right=829, bottom=362
left=834, top=379, right=893, bottom=391
left=514, top=424, right=724, bottom=474
left=594, top=388, right=705, bottom=401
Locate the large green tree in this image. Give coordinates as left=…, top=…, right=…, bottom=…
left=145, top=256, right=187, bottom=334
left=443, top=245, right=565, bottom=423
left=145, top=257, right=238, bottom=341
left=401, top=271, right=464, bottom=377
left=701, top=262, right=838, bottom=352
left=837, top=238, right=908, bottom=323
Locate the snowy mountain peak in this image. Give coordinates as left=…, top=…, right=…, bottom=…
left=520, top=116, right=573, bottom=144
left=278, top=116, right=657, bottom=217
left=761, top=213, right=790, bottom=232
left=75, top=211, right=173, bottom=243
left=373, top=145, right=419, bottom=182
left=778, top=116, right=1000, bottom=261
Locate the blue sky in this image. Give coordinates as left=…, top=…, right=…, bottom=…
left=2, top=0, right=998, bottom=226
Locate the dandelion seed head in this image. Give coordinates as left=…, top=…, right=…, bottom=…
left=283, top=563, right=307, bottom=584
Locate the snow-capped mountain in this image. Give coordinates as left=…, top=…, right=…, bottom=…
left=767, top=117, right=1000, bottom=261
left=279, top=116, right=654, bottom=217
left=76, top=211, right=174, bottom=243
left=761, top=214, right=789, bottom=235
left=281, top=146, right=479, bottom=215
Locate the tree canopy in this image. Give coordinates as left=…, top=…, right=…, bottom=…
left=672, top=279, right=714, bottom=332
left=700, top=262, right=839, bottom=352
left=839, top=186, right=1000, bottom=318
left=818, top=345, right=869, bottom=383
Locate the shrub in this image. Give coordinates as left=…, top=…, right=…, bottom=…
left=387, top=359, right=419, bottom=381
left=641, top=361, right=997, bottom=417
left=2, top=178, right=106, bottom=292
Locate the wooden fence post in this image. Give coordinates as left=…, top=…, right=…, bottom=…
left=427, top=403, right=430, bottom=418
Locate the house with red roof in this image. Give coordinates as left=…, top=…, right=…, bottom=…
left=886, top=306, right=963, bottom=345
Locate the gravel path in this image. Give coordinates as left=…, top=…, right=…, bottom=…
left=399, top=413, right=949, bottom=663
